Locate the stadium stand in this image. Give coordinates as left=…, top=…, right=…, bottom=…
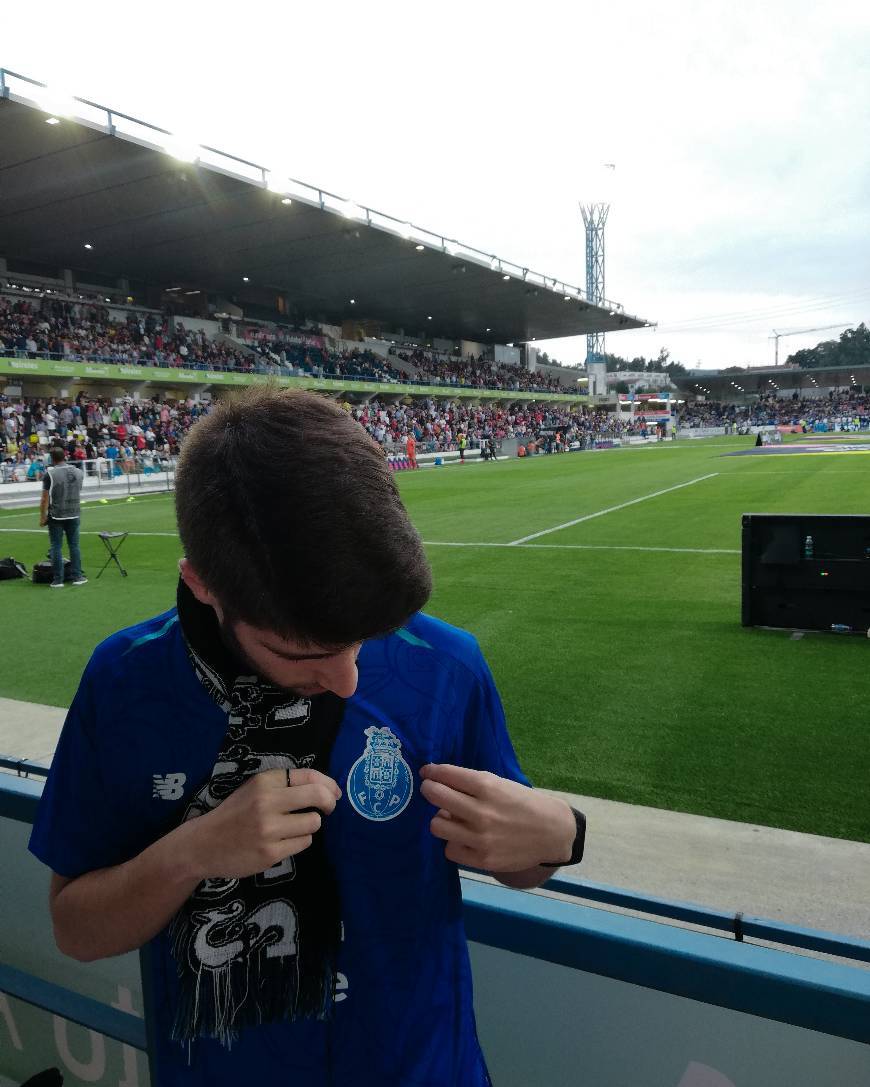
left=1, top=389, right=646, bottom=482
left=0, top=290, right=576, bottom=394
left=678, top=393, right=870, bottom=432
left=0, top=292, right=253, bottom=372
left=390, top=347, right=566, bottom=393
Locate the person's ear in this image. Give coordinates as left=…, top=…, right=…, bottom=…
left=178, top=558, right=220, bottom=609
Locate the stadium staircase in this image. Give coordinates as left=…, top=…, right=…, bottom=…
left=213, top=332, right=271, bottom=363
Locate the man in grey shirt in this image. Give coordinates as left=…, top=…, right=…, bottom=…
left=40, top=447, right=87, bottom=588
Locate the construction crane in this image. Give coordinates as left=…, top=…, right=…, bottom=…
left=770, top=323, right=852, bottom=366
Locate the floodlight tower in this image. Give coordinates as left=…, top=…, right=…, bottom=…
left=580, top=201, right=610, bottom=366
left=580, top=163, right=615, bottom=367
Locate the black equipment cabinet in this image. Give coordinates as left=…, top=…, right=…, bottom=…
left=742, top=514, right=870, bottom=632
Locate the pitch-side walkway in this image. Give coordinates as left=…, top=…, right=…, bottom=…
left=2, top=697, right=868, bottom=943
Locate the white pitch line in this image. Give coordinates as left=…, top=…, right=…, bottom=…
left=506, top=472, right=720, bottom=546
left=0, top=527, right=177, bottom=538
left=0, top=526, right=738, bottom=555
left=423, top=540, right=738, bottom=555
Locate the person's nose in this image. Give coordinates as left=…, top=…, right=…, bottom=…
left=315, top=646, right=360, bottom=699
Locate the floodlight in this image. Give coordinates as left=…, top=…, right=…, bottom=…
left=163, top=138, right=199, bottom=163
left=35, top=87, right=76, bottom=120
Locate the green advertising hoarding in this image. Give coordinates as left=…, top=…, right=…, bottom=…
left=0, top=357, right=586, bottom=403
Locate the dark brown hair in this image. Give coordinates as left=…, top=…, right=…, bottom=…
left=175, top=386, right=432, bottom=645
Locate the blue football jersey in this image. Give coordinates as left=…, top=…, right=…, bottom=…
left=29, top=609, right=530, bottom=1086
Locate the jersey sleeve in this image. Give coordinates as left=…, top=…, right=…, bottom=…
left=28, top=661, right=135, bottom=879
left=453, top=647, right=531, bottom=788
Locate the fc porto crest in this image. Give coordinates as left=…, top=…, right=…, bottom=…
left=347, top=725, right=413, bottom=821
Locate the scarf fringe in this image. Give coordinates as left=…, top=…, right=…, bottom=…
left=168, top=907, right=337, bottom=1047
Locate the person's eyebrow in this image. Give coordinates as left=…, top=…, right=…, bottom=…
left=259, top=642, right=349, bottom=661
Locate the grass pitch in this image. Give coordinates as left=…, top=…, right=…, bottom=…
left=2, top=436, right=869, bottom=843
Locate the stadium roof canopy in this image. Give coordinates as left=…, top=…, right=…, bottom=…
left=0, top=69, right=650, bottom=345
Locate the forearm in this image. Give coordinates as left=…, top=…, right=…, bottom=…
left=53, top=819, right=202, bottom=962
left=40, top=493, right=48, bottom=518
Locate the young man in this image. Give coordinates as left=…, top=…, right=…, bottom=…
left=29, top=388, right=584, bottom=1087
left=39, top=446, right=87, bottom=588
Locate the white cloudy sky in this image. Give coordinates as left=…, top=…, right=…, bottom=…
left=4, top=0, right=870, bottom=369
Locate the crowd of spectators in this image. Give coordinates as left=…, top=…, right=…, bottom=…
left=0, top=295, right=253, bottom=372
left=249, top=334, right=406, bottom=383
left=391, top=348, right=567, bottom=394
left=1, top=391, right=643, bottom=483
left=1, top=393, right=207, bottom=482
left=678, top=392, right=870, bottom=432
left=353, top=400, right=638, bottom=453
left=1, top=293, right=576, bottom=394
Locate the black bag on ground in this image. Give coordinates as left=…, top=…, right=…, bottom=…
left=0, top=557, right=28, bottom=580
left=32, top=559, right=72, bottom=584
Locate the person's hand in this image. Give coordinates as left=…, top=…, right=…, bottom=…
left=39, top=515, right=47, bottom=526
left=181, top=768, right=341, bottom=881
left=419, top=764, right=576, bottom=873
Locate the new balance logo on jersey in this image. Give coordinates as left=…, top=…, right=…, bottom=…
left=153, top=773, right=187, bottom=800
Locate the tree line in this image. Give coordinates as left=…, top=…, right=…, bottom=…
left=786, top=323, right=870, bottom=369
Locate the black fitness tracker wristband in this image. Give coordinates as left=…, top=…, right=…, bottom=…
left=540, top=807, right=586, bottom=868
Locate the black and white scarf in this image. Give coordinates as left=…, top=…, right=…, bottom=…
left=169, top=582, right=344, bottom=1048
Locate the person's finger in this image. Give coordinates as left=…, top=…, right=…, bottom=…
left=429, top=814, right=477, bottom=847
left=419, top=778, right=479, bottom=821
left=286, top=768, right=341, bottom=798
left=443, top=840, right=481, bottom=867
left=277, top=811, right=322, bottom=840
left=420, top=763, right=488, bottom=797
left=281, top=782, right=338, bottom=815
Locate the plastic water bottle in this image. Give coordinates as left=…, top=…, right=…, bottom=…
left=804, top=535, right=814, bottom=560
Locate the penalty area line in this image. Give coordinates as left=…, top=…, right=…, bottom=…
left=507, top=472, right=720, bottom=545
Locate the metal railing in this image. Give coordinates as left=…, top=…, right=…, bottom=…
left=1, top=455, right=177, bottom=492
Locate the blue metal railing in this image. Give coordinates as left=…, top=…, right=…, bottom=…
left=0, top=962, right=147, bottom=1049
